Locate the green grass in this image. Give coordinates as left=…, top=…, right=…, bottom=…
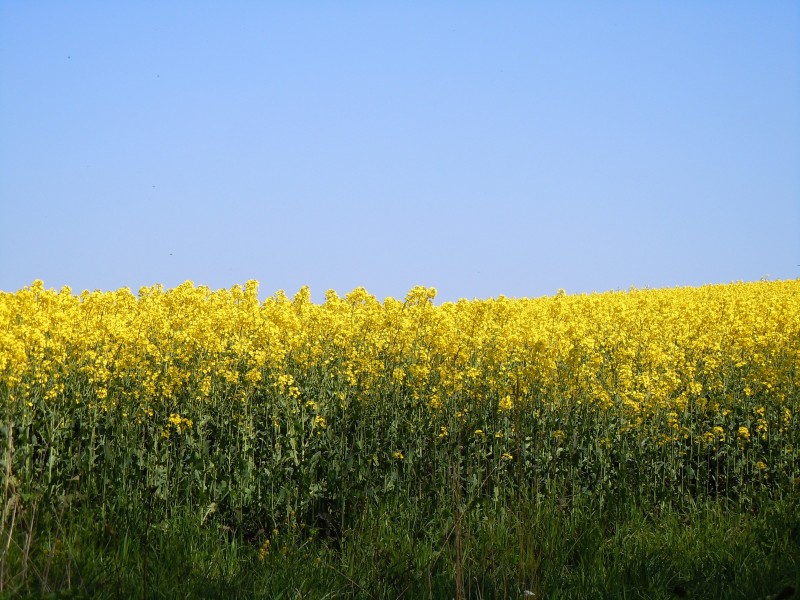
left=3, top=486, right=799, bottom=599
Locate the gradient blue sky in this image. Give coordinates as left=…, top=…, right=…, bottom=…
left=1, top=2, right=798, bottom=302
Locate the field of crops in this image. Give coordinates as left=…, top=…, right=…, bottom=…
left=2, top=279, right=799, bottom=598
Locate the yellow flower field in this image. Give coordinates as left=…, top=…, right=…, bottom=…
left=1, top=278, right=799, bottom=596
left=3, top=279, right=797, bottom=426
left=1, top=279, right=798, bottom=512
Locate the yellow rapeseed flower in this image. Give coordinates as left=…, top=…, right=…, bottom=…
left=258, top=539, right=271, bottom=561
left=498, top=395, right=513, bottom=412
left=737, top=426, right=751, bottom=442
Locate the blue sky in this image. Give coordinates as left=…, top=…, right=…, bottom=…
left=1, top=2, right=798, bottom=302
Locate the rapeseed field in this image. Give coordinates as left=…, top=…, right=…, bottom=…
left=1, top=279, right=798, bottom=598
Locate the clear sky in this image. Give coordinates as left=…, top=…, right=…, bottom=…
left=1, top=2, right=798, bottom=303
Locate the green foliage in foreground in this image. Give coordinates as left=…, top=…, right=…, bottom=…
left=3, top=352, right=799, bottom=598
left=3, top=380, right=800, bottom=598
left=1, top=493, right=799, bottom=599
